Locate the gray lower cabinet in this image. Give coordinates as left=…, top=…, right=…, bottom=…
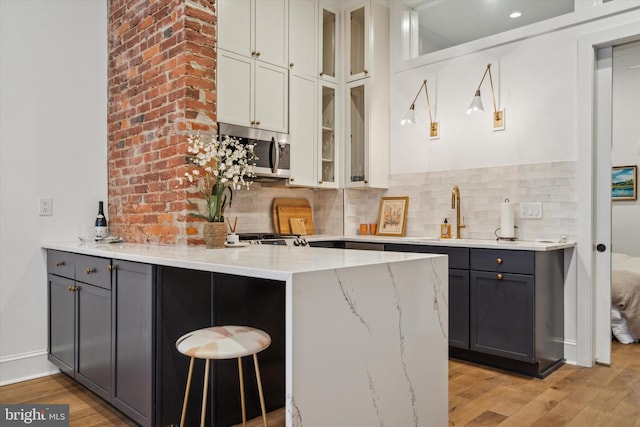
left=385, top=243, right=565, bottom=378
left=47, top=250, right=154, bottom=427
left=111, top=260, right=154, bottom=427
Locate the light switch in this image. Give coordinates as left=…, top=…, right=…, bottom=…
left=519, top=202, right=542, bottom=219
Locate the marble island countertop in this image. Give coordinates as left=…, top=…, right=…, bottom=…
left=41, top=240, right=441, bottom=281
left=306, top=234, right=575, bottom=251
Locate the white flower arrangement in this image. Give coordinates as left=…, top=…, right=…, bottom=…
left=182, top=133, right=257, bottom=222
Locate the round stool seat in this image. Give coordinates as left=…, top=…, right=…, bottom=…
left=176, top=325, right=271, bottom=360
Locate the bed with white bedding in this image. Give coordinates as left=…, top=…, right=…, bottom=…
left=611, top=252, right=640, bottom=343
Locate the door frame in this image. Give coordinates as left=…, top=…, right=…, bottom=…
left=576, top=23, right=640, bottom=367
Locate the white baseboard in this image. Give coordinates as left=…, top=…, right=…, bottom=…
left=0, top=350, right=60, bottom=386
left=564, top=339, right=578, bottom=365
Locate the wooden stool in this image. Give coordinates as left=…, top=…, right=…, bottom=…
left=176, top=326, right=271, bottom=427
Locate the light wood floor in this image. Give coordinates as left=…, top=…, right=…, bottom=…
left=2, top=341, right=640, bottom=426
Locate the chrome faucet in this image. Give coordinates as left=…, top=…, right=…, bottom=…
left=451, top=185, right=466, bottom=239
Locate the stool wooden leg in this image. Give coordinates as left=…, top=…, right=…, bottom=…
left=201, top=359, right=210, bottom=427
left=253, top=354, right=268, bottom=427
left=238, top=358, right=246, bottom=427
left=180, top=357, right=195, bottom=427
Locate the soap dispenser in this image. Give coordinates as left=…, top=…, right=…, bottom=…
left=440, top=218, right=451, bottom=239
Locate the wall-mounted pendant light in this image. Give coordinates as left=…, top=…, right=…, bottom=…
left=401, top=79, right=439, bottom=139
left=467, top=63, right=505, bottom=131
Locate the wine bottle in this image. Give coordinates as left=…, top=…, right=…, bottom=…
left=95, top=201, right=108, bottom=239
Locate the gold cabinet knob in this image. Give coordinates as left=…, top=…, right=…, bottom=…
left=68, top=286, right=73, bottom=292
left=319, top=71, right=324, bottom=76
left=255, top=120, right=261, bottom=125
left=290, top=63, right=294, bottom=68
left=85, top=267, right=95, bottom=274
left=364, top=69, right=369, bottom=74
left=107, top=264, right=115, bottom=272
left=255, top=51, right=261, bottom=57
left=289, top=177, right=295, bottom=182
left=496, top=258, right=503, bottom=265
left=497, top=274, right=503, bottom=280
left=251, top=50, right=256, bottom=57
left=318, top=180, right=323, bottom=184
left=55, top=261, right=64, bottom=267
left=364, top=180, right=369, bottom=184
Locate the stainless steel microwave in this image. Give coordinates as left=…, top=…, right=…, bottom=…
left=218, top=122, right=290, bottom=181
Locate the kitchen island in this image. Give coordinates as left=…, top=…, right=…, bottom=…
left=43, top=241, right=448, bottom=427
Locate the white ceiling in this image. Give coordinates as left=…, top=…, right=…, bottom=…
left=407, top=0, right=575, bottom=54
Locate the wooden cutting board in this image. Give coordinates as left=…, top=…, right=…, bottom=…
left=272, top=198, right=311, bottom=233
left=277, top=205, right=314, bottom=235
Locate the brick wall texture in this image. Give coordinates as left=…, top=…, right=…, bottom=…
left=108, top=0, right=217, bottom=245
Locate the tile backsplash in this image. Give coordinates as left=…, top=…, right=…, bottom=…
left=227, top=161, right=577, bottom=242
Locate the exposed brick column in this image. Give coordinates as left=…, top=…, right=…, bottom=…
left=107, top=0, right=216, bottom=245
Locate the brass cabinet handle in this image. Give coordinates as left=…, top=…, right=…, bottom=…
left=289, top=177, right=295, bottom=182
left=255, top=51, right=261, bottom=57
left=496, top=258, right=503, bottom=265
left=55, top=261, right=64, bottom=267
left=364, top=180, right=369, bottom=184
left=250, top=120, right=256, bottom=125
left=107, top=264, right=116, bottom=272
left=319, top=180, right=323, bottom=184
left=68, top=286, right=73, bottom=292
left=255, top=120, right=261, bottom=125
left=290, top=63, right=294, bottom=68
left=85, top=267, right=95, bottom=274
left=364, top=69, right=369, bottom=74
left=319, top=71, right=324, bottom=76
left=497, top=274, right=503, bottom=280
left=251, top=50, right=256, bottom=56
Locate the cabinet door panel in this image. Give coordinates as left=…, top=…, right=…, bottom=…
left=48, top=274, right=75, bottom=375
left=112, top=261, right=154, bottom=426
left=218, top=0, right=252, bottom=57
left=254, top=61, right=288, bottom=132
left=449, top=269, right=470, bottom=349
left=289, top=0, right=317, bottom=77
left=76, top=283, right=112, bottom=400
left=470, top=271, right=534, bottom=362
left=218, top=50, right=254, bottom=127
left=289, top=73, right=317, bottom=186
left=255, top=0, right=288, bottom=68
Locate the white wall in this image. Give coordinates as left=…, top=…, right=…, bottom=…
left=0, top=0, right=108, bottom=384
left=612, top=41, right=640, bottom=257
left=389, top=5, right=640, bottom=174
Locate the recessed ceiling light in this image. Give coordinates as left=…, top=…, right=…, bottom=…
left=510, top=11, right=522, bottom=18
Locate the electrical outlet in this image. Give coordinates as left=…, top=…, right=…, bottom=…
left=39, top=197, right=53, bottom=216
left=519, top=202, right=542, bottom=219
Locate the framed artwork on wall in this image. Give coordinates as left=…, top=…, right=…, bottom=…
left=612, top=165, right=637, bottom=201
left=376, top=196, right=409, bottom=236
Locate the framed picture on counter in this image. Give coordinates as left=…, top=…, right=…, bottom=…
left=612, top=165, right=637, bottom=201
left=376, top=196, right=409, bottom=236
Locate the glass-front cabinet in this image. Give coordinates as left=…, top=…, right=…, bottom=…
left=346, top=80, right=368, bottom=186
left=319, top=82, right=338, bottom=188
left=346, top=3, right=369, bottom=82
left=320, top=5, right=338, bottom=83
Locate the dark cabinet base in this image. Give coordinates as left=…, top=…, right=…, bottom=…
left=450, top=346, right=565, bottom=379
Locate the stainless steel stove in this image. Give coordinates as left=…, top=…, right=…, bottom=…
left=237, top=232, right=309, bottom=247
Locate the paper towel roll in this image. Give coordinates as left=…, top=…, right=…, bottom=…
left=500, top=200, right=515, bottom=238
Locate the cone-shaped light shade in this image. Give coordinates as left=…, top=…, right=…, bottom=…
left=400, top=105, right=416, bottom=125
left=466, top=90, right=484, bottom=115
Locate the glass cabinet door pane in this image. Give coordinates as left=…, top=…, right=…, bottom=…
left=349, top=6, right=366, bottom=77
left=321, top=85, right=335, bottom=183
left=350, top=84, right=365, bottom=183
left=321, top=9, right=336, bottom=79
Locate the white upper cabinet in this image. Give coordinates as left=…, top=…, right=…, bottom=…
left=218, top=0, right=289, bottom=69
left=344, top=1, right=389, bottom=189
left=319, top=4, right=338, bottom=83
left=218, top=0, right=289, bottom=132
left=218, top=50, right=289, bottom=133
left=289, top=73, right=318, bottom=187
left=289, top=0, right=318, bottom=78
left=345, top=2, right=370, bottom=82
